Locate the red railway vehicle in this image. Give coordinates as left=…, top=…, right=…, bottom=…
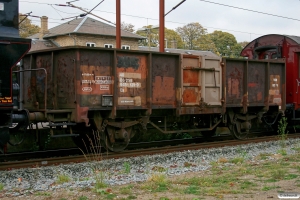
left=241, top=34, right=300, bottom=122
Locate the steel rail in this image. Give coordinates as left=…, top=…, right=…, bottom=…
left=1, top=134, right=299, bottom=171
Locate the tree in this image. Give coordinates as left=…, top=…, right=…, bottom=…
left=164, top=28, right=184, bottom=49
left=209, top=31, right=239, bottom=57
left=136, top=25, right=159, bottom=47
left=196, top=34, right=217, bottom=53
left=136, top=26, right=184, bottom=49
left=19, top=14, right=40, bottom=38
left=239, top=41, right=250, bottom=49
left=121, top=22, right=135, bottom=32
left=176, top=22, right=207, bottom=50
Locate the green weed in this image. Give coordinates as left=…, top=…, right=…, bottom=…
left=230, top=157, right=244, bottom=164
left=240, top=181, right=257, bottom=190
left=270, top=169, right=287, bottom=180
left=56, top=174, right=70, bottom=184
left=35, top=192, right=51, bottom=196
left=184, top=185, right=201, bottom=195
left=277, top=117, right=288, bottom=148
left=94, top=171, right=107, bottom=190
left=120, top=185, right=134, bottom=195
left=262, top=186, right=279, bottom=191
left=123, top=161, right=131, bottom=174
left=142, top=173, right=169, bottom=192
left=284, top=174, right=298, bottom=180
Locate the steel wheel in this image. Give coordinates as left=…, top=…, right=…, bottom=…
left=102, top=127, right=131, bottom=152
left=8, top=122, right=27, bottom=146
left=229, top=122, right=249, bottom=140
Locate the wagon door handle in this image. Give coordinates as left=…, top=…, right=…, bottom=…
left=297, top=79, right=300, bottom=94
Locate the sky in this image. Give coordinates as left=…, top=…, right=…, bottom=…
left=19, top=0, right=300, bottom=43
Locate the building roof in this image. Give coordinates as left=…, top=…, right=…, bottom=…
left=138, top=46, right=220, bottom=58
left=29, top=39, right=59, bottom=52
left=29, top=17, right=145, bottom=39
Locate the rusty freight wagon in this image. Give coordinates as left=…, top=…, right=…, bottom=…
left=18, top=47, right=222, bottom=151
left=11, top=46, right=285, bottom=152
left=223, top=58, right=286, bottom=139
left=241, top=34, right=300, bottom=124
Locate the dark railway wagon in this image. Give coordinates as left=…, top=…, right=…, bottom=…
left=19, top=47, right=222, bottom=151
left=0, top=0, right=31, bottom=152
left=15, top=46, right=285, bottom=152
left=223, top=58, right=285, bottom=138
left=241, top=34, right=299, bottom=113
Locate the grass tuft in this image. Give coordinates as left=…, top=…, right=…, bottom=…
left=56, top=174, right=70, bottom=184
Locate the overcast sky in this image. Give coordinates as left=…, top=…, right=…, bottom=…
left=19, top=0, right=300, bottom=43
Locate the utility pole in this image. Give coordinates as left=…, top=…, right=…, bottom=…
left=116, top=0, right=121, bottom=49
left=159, top=0, right=165, bottom=52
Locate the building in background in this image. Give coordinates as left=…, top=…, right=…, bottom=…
left=29, top=16, right=145, bottom=51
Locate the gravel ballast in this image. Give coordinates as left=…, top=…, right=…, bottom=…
left=0, top=138, right=300, bottom=197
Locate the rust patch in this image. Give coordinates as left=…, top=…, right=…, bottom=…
left=183, top=70, right=199, bottom=85
left=153, top=76, right=175, bottom=105
left=248, top=82, right=257, bottom=88
left=228, top=78, right=240, bottom=97
left=182, top=88, right=198, bottom=103
left=257, top=92, right=262, bottom=101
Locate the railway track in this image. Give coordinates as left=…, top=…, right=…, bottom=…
left=0, top=134, right=233, bottom=162
left=1, top=133, right=299, bottom=171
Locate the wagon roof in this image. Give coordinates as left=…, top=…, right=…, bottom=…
left=241, top=34, right=300, bottom=56
left=29, top=16, right=145, bottom=39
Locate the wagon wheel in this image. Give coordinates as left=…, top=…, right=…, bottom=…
left=229, top=122, right=248, bottom=140
left=8, top=122, right=27, bottom=146
left=102, top=127, right=131, bottom=152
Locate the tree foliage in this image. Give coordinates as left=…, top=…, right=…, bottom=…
left=136, top=26, right=184, bottom=49
left=196, top=34, right=217, bottom=52
left=19, top=14, right=40, bottom=38
left=121, top=22, right=135, bottom=32
left=176, top=22, right=207, bottom=50
left=164, top=28, right=184, bottom=49
left=135, top=25, right=159, bottom=47
left=239, top=41, right=250, bottom=49
left=209, top=31, right=239, bottom=57
left=134, top=22, right=248, bottom=58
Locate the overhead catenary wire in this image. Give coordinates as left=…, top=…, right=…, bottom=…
left=21, top=0, right=298, bottom=41
left=198, top=0, right=300, bottom=22
left=165, top=0, right=186, bottom=17
left=56, top=1, right=115, bottom=25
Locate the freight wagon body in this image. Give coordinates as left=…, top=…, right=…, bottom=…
left=223, top=58, right=285, bottom=138
left=241, top=34, right=300, bottom=121
left=20, top=47, right=222, bottom=151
